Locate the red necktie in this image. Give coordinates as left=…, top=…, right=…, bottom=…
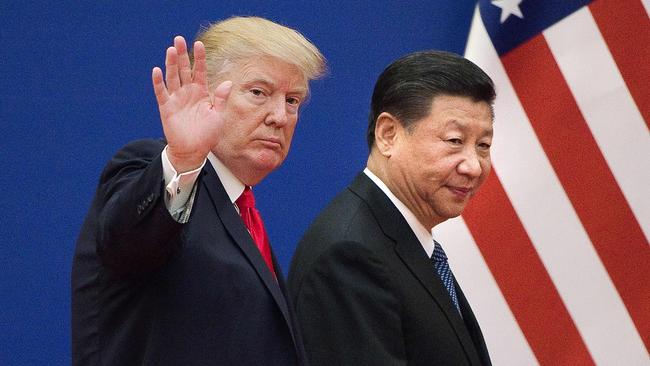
left=236, top=187, right=276, bottom=277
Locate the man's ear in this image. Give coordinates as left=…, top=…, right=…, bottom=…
left=374, top=112, right=402, bottom=157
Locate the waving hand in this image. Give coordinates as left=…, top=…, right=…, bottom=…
left=152, top=36, right=232, bottom=172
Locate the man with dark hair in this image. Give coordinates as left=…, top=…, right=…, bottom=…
left=288, top=51, right=495, bottom=365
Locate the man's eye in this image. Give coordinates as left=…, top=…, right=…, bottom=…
left=448, top=138, right=462, bottom=145
left=287, top=97, right=300, bottom=105
left=250, top=89, right=264, bottom=96
left=479, top=142, right=491, bottom=149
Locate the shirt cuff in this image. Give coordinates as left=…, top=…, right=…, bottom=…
left=161, top=145, right=206, bottom=214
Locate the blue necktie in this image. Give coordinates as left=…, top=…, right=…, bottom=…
left=432, top=240, right=461, bottom=314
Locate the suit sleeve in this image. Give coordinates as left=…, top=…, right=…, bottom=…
left=294, top=240, right=407, bottom=366
left=95, top=139, right=184, bottom=275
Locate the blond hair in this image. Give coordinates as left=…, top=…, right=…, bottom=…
left=193, top=16, right=326, bottom=87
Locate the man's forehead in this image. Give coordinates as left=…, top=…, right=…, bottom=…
left=430, top=96, right=492, bottom=118
left=233, top=57, right=307, bottom=91
left=420, top=96, right=493, bottom=135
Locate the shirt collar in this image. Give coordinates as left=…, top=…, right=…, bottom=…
left=208, top=152, right=245, bottom=204
left=363, top=168, right=434, bottom=257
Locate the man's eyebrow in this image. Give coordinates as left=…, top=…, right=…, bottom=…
left=242, top=78, right=307, bottom=96
left=445, top=119, right=493, bottom=136
left=444, top=119, right=470, bottom=130
left=445, top=119, right=464, bottom=127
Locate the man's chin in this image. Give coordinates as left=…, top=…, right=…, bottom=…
left=251, top=156, right=284, bottom=175
left=438, top=204, right=468, bottom=221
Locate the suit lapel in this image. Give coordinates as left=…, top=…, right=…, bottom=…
left=200, top=164, right=295, bottom=338
left=457, top=282, right=492, bottom=365
left=273, top=254, right=308, bottom=364
left=349, top=173, right=484, bottom=365
left=393, top=237, right=484, bottom=366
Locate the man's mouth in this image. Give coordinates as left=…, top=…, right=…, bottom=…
left=448, top=186, right=472, bottom=198
left=258, top=137, right=282, bottom=148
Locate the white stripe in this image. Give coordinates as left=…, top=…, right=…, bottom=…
left=464, top=6, right=649, bottom=365
left=544, top=6, right=650, bottom=242
left=643, top=0, right=650, bottom=18
left=436, top=217, right=538, bottom=366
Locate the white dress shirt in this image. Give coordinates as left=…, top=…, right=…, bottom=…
left=363, top=167, right=437, bottom=258
left=161, top=145, right=244, bottom=221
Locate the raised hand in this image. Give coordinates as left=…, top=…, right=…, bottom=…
left=152, top=36, right=232, bottom=173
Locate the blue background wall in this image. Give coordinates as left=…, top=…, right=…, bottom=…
left=1, top=1, right=475, bottom=364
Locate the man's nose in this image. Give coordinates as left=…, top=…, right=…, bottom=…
left=458, top=148, right=482, bottom=178
left=265, top=98, right=289, bottom=127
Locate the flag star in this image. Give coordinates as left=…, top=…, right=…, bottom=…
left=491, top=0, right=524, bottom=23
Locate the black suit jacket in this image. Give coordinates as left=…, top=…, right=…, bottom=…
left=288, top=173, right=491, bottom=366
left=72, top=139, right=306, bottom=366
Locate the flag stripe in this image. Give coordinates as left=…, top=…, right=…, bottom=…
left=462, top=172, right=595, bottom=365
left=464, top=8, right=620, bottom=363
left=463, top=3, right=650, bottom=364
left=542, top=8, right=650, bottom=362
left=487, top=51, right=646, bottom=363
left=544, top=7, right=650, bottom=241
left=467, top=6, right=649, bottom=363
left=437, top=218, right=539, bottom=366
left=501, top=34, right=650, bottom=350
left=589, top=0, right=650, bottom=128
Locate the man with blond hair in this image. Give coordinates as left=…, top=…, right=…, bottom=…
left=72, top=16, right=325, bottom=365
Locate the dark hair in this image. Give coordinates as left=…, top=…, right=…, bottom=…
left=367, top=50, right=496, bottom=149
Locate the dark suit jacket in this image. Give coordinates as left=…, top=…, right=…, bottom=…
left=288, top=173, right=491, bottom=366
left=72, top=139, right=306, bottom=366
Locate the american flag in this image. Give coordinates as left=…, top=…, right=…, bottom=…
left=436, top=0, right=650, bottom=364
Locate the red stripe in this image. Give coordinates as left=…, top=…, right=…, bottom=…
left=501, top=34, right=650, bottom=349
left=589, top=0, right=650, bottom=128
left=463, top=172, right=595, bottom=365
